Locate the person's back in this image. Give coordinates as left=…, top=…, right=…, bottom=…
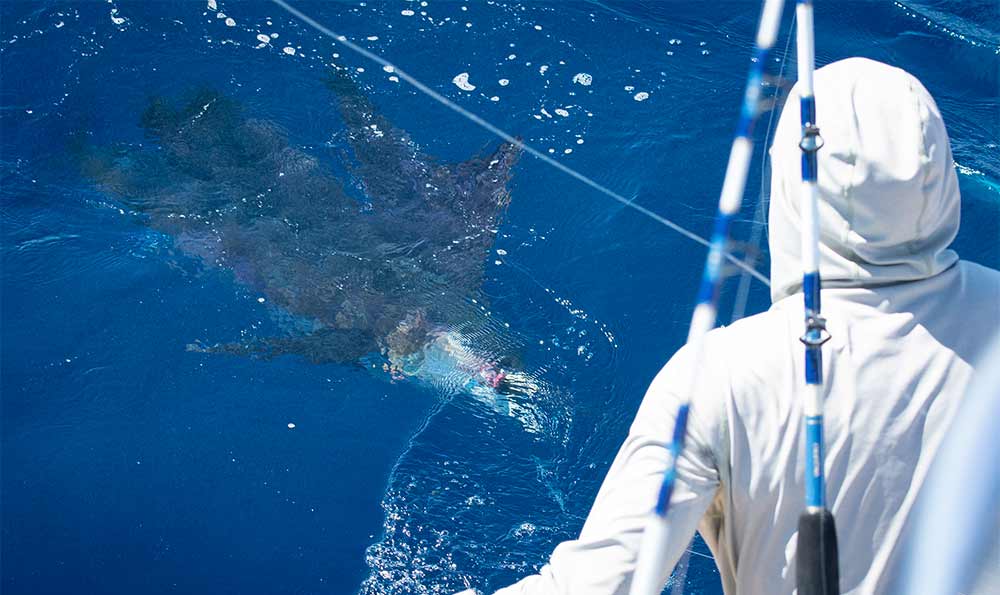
left=488, top=57, right=1000, bottom=595
left=700, top=260, right=999, bottom=593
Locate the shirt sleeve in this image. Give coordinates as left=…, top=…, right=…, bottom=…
left=490, top=342, right=727, bottom=595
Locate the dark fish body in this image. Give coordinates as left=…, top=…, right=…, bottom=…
left=79, top=68, right=522, bottom=374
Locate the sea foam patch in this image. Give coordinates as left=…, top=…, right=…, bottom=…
left=452, top=72, right=476, bottom=91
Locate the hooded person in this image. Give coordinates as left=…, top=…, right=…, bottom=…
left=474, top=57, right=1000, bottom=594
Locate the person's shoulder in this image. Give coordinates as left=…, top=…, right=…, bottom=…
left=957, top=259, right=1000, bottom=281
left=706, top=300, right=796, bottom=354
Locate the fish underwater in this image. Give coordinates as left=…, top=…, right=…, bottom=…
left=76, top=67, right=540, bottom=408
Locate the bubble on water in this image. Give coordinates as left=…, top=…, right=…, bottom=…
left=256, top=33, right=270, bottom=44
left=669, top=38, right=682, bottom=45
left=539, top=64, right=548, bottom=75
left=496, top=249, right=507, bottom=256
left=490, top=96, right=499, bottom=102
left=225, top=17, right=235, bottom=27
left=207, top=0, right=217, bottom=10
left=572, top=72, right=592, bottom=86
left=624, top=85, right=634, bottom=92
left=577, top=138, right=584, bottom=144
left=367, top=36, right=379, bottom=41
left=498, top=78, right=509, bottom=86
left=388, top=75, right=399, bottom=82
left=283, top=46, right=296, bottom=55
left=563, top=148, right=573, bottom=154
left=554, top=108, right=569, bottom=117
left=534, top=24, right=542, bottom=30
left=287, top=422, right=296, bottom=429
left=633, top=91, right=650, bottom=101
left=270, top=32, right=279, bottom=38
left=356, top=67, right=365, bottom=73
left=507, top=53, right=516, bottom=60
left=382, top=64, right=394, bottom=73
left=257, top=297, right=266, bottom=303
left=401, top=9, right=414, bottom=16
left=452, top=72, right=476, bottom=91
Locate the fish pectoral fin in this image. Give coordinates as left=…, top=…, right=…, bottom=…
left=187, top=327, right=378, bottom=365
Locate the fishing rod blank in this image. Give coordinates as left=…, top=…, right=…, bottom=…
left=628, top=0, right=786, bottom=593
left=793, top=1, right=840, bottom=594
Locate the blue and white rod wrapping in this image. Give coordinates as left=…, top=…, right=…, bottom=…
left=795, top=0, right=827, bottom=520
left=795, top=2, right=840, bottom=593
left=628, top=1, right=786, bottom=593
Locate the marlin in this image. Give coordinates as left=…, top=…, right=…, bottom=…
left=77, top=68, right=524, bottom=392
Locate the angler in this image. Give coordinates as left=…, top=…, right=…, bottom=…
left=481, top=56, right=1000, bottom=595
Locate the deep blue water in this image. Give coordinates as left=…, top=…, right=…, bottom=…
left=2, top=1, right=997, bottom=594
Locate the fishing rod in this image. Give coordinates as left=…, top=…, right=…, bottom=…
left=793, top=1, right=840, bottom=593
left=628, top=0, right=786, bottom=593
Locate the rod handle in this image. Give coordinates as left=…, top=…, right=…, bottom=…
left=796, top=508, right=840, bottom=595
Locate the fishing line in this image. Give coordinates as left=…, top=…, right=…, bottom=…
left=270, top=0, right=770, bottom=287
left=730, top=10, right=797, bottom=322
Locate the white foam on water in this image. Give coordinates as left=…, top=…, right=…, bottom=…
left=540, top=107, right=552, bottom=118
left=382, top=64, right=394, bottom=73
left=225, top=17, right=235, bottom=27
left=572, top=72, right=592, bottom=86
left=498, top=78, right=509, bottom=86
left=452, top=72, right=475, bottom=91
left=956, top=162, right=984, bottom=176
left=490, top=96, right=499, bottom=102
left=534, top=24, right=542, bottom=30
left=207, top=0, right=217, bottom=10
left=388, top=75, right=399, bottom=82
left=356, top=67, right=365, bottom=72
left=624, top=85, right=634, bottom=91
left=634, top=91, right=649, bottom=101
left=287, top=422, right=296, bottom=429
left=507, top=53, right=516, bottom=60
left=563, top=148, right=572, bottom=154
left=539, top=64, right=548, bottom=75
left=554, top=108, right=569, bottom=117
left=400, top=9, right=415, bottom=16
left=256, top=33, right=270, bottom=44
left=367, top=35, right=378, bottom=41
left=282, top=46, right=296, bottom=55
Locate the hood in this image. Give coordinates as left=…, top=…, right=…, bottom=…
left=768, top=57, right=960, bottom=302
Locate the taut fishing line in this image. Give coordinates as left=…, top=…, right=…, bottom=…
left=270, top=0, right=770, bottom=287
left=730, top=10, right=797, bottom=323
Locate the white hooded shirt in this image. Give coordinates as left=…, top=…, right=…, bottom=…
left=489, top=58, right=1000, bottom=595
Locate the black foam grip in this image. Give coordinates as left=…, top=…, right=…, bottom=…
left=797, top=509, right=840, bottom=595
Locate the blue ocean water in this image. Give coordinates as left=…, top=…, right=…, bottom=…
left=1, top=1, right=997, bottom=594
